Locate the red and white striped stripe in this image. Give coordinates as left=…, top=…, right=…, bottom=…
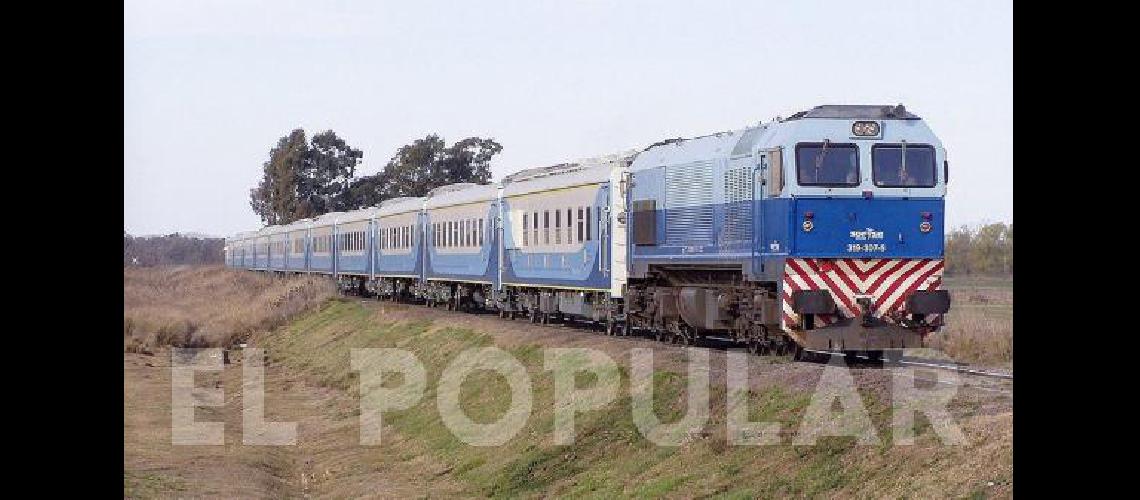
left=781, top=258, right=944, bottom=331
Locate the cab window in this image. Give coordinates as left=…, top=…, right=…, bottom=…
left=795, top=142, right=860, bottom=187
left=872, top=143, right=936, bottom=187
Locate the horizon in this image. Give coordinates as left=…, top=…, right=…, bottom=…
left=125, top=1, right=1011, bottom=237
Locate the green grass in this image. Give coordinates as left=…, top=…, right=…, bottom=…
left=257, top=299, right=1006, bottom=498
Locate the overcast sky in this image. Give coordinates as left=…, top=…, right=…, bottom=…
left=125, top=0, right=1012, bottom=237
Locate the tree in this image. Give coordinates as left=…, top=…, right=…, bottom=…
left=299, top=130, right=363, bottom=216
left=365, top=135, right=502, bottom=201
left=344, top=169, right=391, bottom=209
left=944, top=222, right=1013, bottom=276
left=249, top=129, right=307, bottom=225
left=250, top=131, right=501, bottom=220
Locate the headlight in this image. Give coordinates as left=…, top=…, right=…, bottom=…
left=852, top=121, right=881, bottom=137
left=919, top=221, right=932, bottom=233
left=802, top=220, right=814, bottom=232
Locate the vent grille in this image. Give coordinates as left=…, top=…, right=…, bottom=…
left=722, top=166, right=753, bottom=244
left=665, top=161, right=714, bottom=245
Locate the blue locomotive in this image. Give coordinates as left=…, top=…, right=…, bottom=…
left=226, top=104, right=950, bottom=358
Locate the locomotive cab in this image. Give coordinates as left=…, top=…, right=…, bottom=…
left=768, top=105, right=950, bottom=353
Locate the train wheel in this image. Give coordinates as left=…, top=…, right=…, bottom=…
left=747, top=339, right=759, bottom=355
left=540, top=313, right=550, bottom=325
left=653, top=328, right=665, bottom=342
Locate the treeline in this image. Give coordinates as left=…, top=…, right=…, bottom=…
left=944, top=222, right=1013, bottom=276
left=124, top=232, right=224, bottom=266
left=249, top=129, right=501, bottom=226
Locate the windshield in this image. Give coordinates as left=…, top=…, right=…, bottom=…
left=796, top=143, right=860, bottom=187
left=872, top=144, right=936, bottom=187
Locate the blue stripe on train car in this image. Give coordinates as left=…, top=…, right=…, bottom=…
left=309, top=254, right=334, bottom=273
left=373, top=243, right=423, bottom=278
left=338, top=253, right=370, bottom=275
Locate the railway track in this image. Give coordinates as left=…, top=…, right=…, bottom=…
left=351, top=296, right=1014, bottom=386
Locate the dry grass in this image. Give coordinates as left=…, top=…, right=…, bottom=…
left=928, top=275, right=1013, bottom=367
left=123, top=265, right=335, bottom=350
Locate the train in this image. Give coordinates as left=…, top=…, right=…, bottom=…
left=226, top=104, right=951, bottom=360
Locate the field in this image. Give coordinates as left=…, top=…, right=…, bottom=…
left=934, top=275, right=1014, bottom=368
left=124, top=267, right=1012, bottom=498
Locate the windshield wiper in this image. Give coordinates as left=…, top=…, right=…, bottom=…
left=900, top=140, right=908, bottom=184
left=813, top=139, right=830, bottom=182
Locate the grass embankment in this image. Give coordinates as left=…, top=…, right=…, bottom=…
left=123, top=265, right=335, bottom=350
left=258, top=299, right=1012, bottom=498
left=934, top=275, right=1013, bottom=367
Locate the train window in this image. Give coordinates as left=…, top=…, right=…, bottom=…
left=872, top=143, right=936, bottom=188
left=479, top=218, right=484, bottom=246
left=555, top=210, right=561, bottom=244
left=523, top=213, right=529, bottom=246
left=532, top=211, right=539, bottom=246
left=795, top=142, right=860, bottom=187
left=577, top=207, right=584, bottom=243
left=465, top=219, right=471, bottom=247
left=586, top=207, right=592, bottom=240
left=538, top=209, right=547, bottom=244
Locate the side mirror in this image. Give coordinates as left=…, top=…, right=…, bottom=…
left=943, top=160, right=949, bottom=184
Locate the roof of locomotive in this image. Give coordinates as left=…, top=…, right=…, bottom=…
left=784, top=104, right=920, bottom=121
left=425, top=183, right=497, bottom=209
left=631, top=127, right=764, bottom=171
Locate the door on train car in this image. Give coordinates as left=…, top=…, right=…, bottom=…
left=753, top=151, right=768, bottom=275
left=752, top=147, right=783, bottom=277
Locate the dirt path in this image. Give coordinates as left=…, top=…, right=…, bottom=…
left=124, top=349, right=467, bottom=498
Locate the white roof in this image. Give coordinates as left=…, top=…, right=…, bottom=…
left=376, top=197, right=425, bottom=217
left=337, top=206, right=380, bottom=224
left=425, top=183, right=497, bottom=209
left=501, top=150, right=635, bottom=198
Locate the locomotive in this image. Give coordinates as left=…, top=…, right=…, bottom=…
left=227, top=104, right=951, bottom=359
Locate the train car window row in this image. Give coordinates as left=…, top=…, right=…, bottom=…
left=335, top=230, right=368, bottom=252
left=378, top=225, right=415, bottom=250
left=431, top=217, right=487, bottom=249
left=520, top=206, right=595, bottom=247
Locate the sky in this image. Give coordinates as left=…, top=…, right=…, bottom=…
left=124, top=0, right=1012, bottom=238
